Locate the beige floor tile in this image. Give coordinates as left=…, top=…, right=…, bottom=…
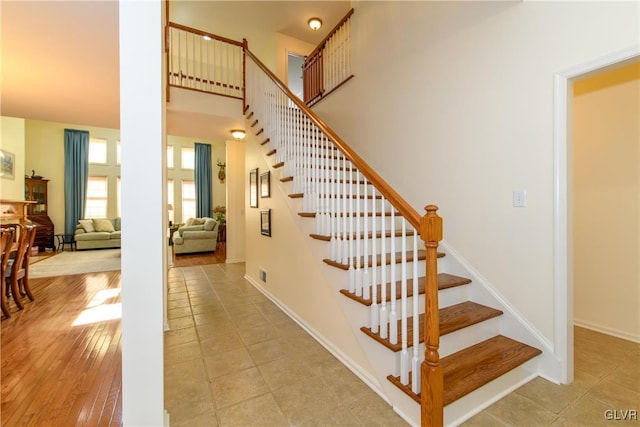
left=167, top=306, right=193, bottom=320
left=550, top=395, right=614, bottom=426
left=344, top=393, right=408, bottom=427
left=170, top=409, right=219, bottom=427
left=203, top=347, right=256, bottom=380
left=259, top=354, right=315, bottom=392
left=217, top=393, right=288, bottom=427
left=165, top=340, right=203, bottom=364
left=168, top=314, right=196, bottom=331
left=514, top=372, right=598, bottom=414
left=211, top=366, right=271, bottom=409
left=460, top=410, right=508, bottom=426
left=196, top=319, right=239, bottom=339
left=168, top=298, right=190, bottom=309
left=236, top=322, right=280, bottom=346
left=247, top=337, right=292, bottom=365
left=271, top=375, right=343, bottom=414
left=587, top=376, right=640, bottom=409
left=228, top=311, right=267, bottom=329
left=485, top=392, right=556, bottom=426
left=191, top=302, right=225, bottom=315
left=194, top=311, right=234, bottom=326
left=199, top=331, right=246, bottom=354
left=165, top=326, right=199, bottom=347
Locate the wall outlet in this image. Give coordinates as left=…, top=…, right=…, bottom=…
left=259, top=269, right=267, bottom=282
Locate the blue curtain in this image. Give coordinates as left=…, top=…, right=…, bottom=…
left=64, top=129, right=89, bottom=237
left=194, top=143, right=212, bottom=218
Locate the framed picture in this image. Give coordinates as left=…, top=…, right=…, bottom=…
left=260, top=171, right=270, bottom=198
left=0, top=149, right=15, bottom=180
left=249, top=168, right=258, bottom=208
left=260, top=209, right=271, bottom=237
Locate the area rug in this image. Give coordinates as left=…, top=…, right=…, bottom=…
left=28, top=249, right=121, bottom=278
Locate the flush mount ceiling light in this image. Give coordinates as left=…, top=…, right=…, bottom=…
left=308, top=17, right=322, bottom=31
left=203, top=35, right=212, bottom=41
left=230, top=129, right=246, bottom=140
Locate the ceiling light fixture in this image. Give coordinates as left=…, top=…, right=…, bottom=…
left=308, top=17, right=322, bottom=31
left=230, top=129, right=246, bottom=140
left=203, top=35, right=212, bottom=41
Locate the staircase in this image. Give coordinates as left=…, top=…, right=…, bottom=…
left=244, top=50, right=542, bottom=426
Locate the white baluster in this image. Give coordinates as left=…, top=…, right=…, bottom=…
left=334, top=151, right=342, bottom=263
left=389, top=208, right=398, bottom=345
left=412, top=225, right=421, bottom=394
left=380, top=197, right=388, bottom=339
left=362, top=177, right=370, bottom=301
left=400, top=218, right=409, bottom=384
left=347, top=163, right=355, bottom=294
left=354, top=170, right=362, bottom=296
left=370, top=186, right=379, bottom=333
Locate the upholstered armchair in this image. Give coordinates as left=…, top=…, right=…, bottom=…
left=172, top=217, right=219, bottom=254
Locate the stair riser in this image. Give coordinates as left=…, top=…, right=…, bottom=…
left=331, top=260, right=428, bottom=286
left=321, top=235, right=421, bottom=257
left=314, top=216, right=415, bottom=236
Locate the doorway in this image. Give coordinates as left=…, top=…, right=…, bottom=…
left=554, top=47, right=640, bottom=384
left=287, top=52, right=305, bottom=100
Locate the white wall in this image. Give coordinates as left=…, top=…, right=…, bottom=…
left=312, top=1, right=639, bottom=345
left=0, top=116, right=25, bottom=200
left=225, top=138, right=245, bottom=263
left=573, top=62, right=640, bottom=342
left=120, top=0, right=165, bottom=424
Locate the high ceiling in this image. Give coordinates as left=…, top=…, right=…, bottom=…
left=0, top=1, right=350, bottom=141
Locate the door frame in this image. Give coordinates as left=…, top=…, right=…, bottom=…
left=553, top=44, right=639, bottom=384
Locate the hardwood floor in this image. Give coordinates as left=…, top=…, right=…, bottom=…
left=171, top=242, right=226, bottom=267
left=1, top=271, right=122, bottom=426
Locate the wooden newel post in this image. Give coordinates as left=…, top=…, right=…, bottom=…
left=420, top=205, right=443, bottom=427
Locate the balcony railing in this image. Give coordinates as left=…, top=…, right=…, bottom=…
left=303, top=9, right=354, bottom=106
left=165, top=22, right=244, bottom=100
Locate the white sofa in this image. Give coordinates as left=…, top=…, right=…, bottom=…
left=172, top=217, right=219, bottom=254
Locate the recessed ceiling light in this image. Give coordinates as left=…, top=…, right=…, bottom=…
left=308, top=18, right=322, bottom=31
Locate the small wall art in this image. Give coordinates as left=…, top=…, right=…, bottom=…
left=0, top=149, right=15, bottom=180
left=249, top=168, right=258, bottom=208
left=260, top=209, right=271, bottom=237
left=260, top=171, right=270, bottom=198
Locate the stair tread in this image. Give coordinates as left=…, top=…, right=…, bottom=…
left=360, top=301, right=502, bottom=352
left=324, top=249, right=437, bottom=271
left=387, top=335, right=541, bottom=406
left=340, top=273, right=471, bottom=307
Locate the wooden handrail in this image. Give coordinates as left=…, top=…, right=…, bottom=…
left=244, top=47, right=421, bottom=230
left=167, top=22, right=244, bottom=47
left=420, top=205, right=444, bottom=427
left=305, top=8, right=355, bottom=64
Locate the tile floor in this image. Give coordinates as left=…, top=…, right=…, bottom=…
left=165, top=263, right=639, bottom=426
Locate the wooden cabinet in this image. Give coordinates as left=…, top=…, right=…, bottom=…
left=25, top=178, right=55, bottom=251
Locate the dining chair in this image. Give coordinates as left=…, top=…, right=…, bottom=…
left=0, top=227, right=14, bottom=318
left=5, top=225, right=30, bottom=310
left=19, top=225, right=37, bottom=302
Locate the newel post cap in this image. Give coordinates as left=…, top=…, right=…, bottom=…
left=421, top=205, right=443, bottom=243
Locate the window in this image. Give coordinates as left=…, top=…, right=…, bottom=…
left=182, top=180, right=196, bottom=221
left=167, top=180, right=174, bottom=224
left=85, top=176, right=108, bottom=218
left=181, top=147, right=194, bottom=170
left=167, top=146, right=174, bottom=169
left=116, top=140, right=121, bottom=165
left=89, top=138, right=107, bottom=164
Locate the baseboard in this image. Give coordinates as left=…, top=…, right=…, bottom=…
left=164, top=409, right=170, bottom=426
left=225, top=257, right=245, bottom=264
left=574, top=319, right=640, bottom=343
left=244, top=273, right=389, bottom=404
